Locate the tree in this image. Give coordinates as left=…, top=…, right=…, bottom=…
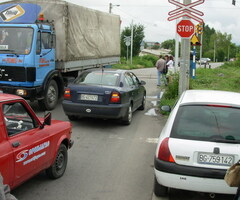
left=161, top=39, right=176, bottom=56
left=121, top=24, right=145, bottom=58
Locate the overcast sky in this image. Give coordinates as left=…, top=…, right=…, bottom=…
left=1, top=0, right=239, bottom=45
left=64, top=0, right=240, bottom=45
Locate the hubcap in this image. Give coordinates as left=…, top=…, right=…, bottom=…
left=47, top=85, right=57, bottom=104
left=56, top=152, right=64, bottom=171
left=128, top=106, right=132, bottom=122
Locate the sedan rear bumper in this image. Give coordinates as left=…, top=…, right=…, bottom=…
left=62, top=100, right=129, bottom=119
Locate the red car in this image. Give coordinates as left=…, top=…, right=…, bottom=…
left=0, top=93, right=73, bottom=189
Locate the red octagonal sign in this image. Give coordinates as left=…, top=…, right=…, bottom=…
left=177, top=20, right=194, bottom=38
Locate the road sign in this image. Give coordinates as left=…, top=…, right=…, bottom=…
left=177, top=20, right=194, bottom=38
left=191, top=34, right=201, bottom=45
left=168, top=0, right=204, bottom=16
left=168, top=0, right=204, bottom=23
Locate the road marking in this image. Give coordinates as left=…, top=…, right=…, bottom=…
left=146, top=138, right=159, bottom=144
left=108, top=135, right=159, bottom=144
left=145, top=108, right=158, bottom=116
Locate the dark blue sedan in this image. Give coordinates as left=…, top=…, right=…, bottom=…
left=62, top=69, right=146, bottom=125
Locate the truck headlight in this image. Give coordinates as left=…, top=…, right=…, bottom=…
left=16, top=89, right=27, bottom=96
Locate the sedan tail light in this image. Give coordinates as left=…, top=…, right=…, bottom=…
left=158, top=137, right=175, bottom=163
left=64, top=88, right=71, bottom=100
left=110, top=91, right=121, bottom=103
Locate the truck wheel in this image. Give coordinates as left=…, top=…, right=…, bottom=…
left=46, top=144, right=68, bottom=179
left=122, top=104, right=132, bottom=125
left=38, top=80, right=58, bottom=110
left=154, top=176, right=168, bottom=197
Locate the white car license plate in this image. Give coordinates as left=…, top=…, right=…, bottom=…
left=80, top=94, right=98, bottom=101
left=198, top=153, right=234, bottom=166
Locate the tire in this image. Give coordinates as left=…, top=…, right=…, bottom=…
left=46, top=144, right=68, bottom=179
left=138, top=94, right=146, bottom=110
left=122, top=104, right=133, bottom=125
left=154, top=176, right=168, bottom=197
left=38, top=80, right=58, bottom=111
left=67, top=115, right=78, bottom=121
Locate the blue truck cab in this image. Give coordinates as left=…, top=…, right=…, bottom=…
left=0, top=4, right=63, bottom=110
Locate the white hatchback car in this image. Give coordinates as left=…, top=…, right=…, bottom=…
left=154, top=90, right=240, bottom=197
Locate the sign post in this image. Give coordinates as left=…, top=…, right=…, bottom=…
left=168, top=0, right=204, bottom=96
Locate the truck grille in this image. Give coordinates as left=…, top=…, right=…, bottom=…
left=0, top=66, right=36, bottom=82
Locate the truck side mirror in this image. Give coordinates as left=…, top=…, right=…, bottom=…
left=40, top=112, right=51, bottom=129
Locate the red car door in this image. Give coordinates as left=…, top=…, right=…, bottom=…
left=3, top=101, right=51, bottom=188
left=0, top=120, right=14, bottom=187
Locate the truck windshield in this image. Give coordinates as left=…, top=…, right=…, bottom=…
left=0, top=27, right=33, bottom=55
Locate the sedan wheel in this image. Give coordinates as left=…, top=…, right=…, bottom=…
left=122, top=104, right=132, bottom=125
left=138, top=94, right=146, bottom=110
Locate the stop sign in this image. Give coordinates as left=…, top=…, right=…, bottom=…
left=177, top=20, right=194, bottom=38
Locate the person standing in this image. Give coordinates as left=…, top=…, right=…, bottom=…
left=167, top=55, right=174, bottom=69
left=155, top=55, right=167, bottom=86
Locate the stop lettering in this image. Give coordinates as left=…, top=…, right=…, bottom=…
left=177, top=20, right=194, bottom=38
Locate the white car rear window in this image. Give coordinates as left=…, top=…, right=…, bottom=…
left=171, top=105, right=240, bottom=143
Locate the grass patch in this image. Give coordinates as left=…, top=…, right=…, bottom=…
left=112, top=55, right=158, bottom=69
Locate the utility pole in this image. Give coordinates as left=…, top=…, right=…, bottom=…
left=109, top=3, right=112, bottom=13
left=213, top=40, right=216, bottom=62
left=130, top=20, right=133, bottom=64
left=109, top=3, right=120, bottom=13
left=179, top=0, right=191, bottom=96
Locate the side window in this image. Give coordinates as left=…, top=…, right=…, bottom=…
left=3, top=102, right=37, bottom=136
left=124, top=73, right=134, bottom=86
left=130, top=73, right=140, bottom=85
left=42, top=32, right=51, bottom=49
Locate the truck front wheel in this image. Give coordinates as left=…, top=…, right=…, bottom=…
left=38, top=79, right=58, bottom=110
left=46, top=144, right=68, bottom=179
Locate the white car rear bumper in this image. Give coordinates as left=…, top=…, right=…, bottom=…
left=154, top=169, right=237, bottom=194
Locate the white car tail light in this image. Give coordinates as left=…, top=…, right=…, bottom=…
left=158, top=137, right=175, bottom=163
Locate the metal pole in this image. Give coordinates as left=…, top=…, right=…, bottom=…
left=127, top=46, right=129, bottom=63
left=174, top=0, right=180, bottom=73
left=228, top=45, right=230, bottom=61
left=200, top=32, right=203, bottom=66
left=130, top=20, right=133, bottom=64
left=109, top=3, right=112, bottom=13
left=179, top=0, right=191, bottom=96
left=213, top=40, right=216, bottom=62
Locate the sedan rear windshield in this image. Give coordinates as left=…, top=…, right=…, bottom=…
left=74, top=71, right=120, bottom=86
left=171, top=105, right=240, bottom=143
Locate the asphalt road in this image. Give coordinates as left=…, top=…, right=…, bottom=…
left=11, top=70, right=167, bottom=200
left=11, top=67, right=234, bottom=200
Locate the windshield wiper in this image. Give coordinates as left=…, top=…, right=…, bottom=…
left=0, top=49, right=19, bottom=57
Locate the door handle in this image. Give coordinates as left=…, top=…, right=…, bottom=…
left=12, top=141, right=20, bottom=148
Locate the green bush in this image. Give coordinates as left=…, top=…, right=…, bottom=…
left=113, top=55, right=158, bottom=69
